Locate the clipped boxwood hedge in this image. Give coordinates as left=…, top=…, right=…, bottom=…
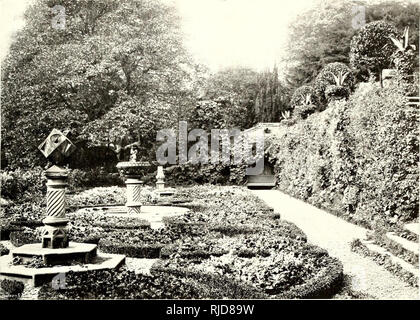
left=98, top=238, right=164, bottom=258
left=151, top=257, right=343, bottom=299
left=351, top=239, right=418, bottom=287
left=38, top=268, right=203, bottom=300
left=151, top=261, right=266, bottom=299
left=275, top=256, right=343, bottom=299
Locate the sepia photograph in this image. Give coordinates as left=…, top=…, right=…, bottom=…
left=0, top=0, right=419, bottom=308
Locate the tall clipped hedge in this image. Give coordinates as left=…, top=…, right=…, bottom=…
left=266, top=82, right=418, bottom=230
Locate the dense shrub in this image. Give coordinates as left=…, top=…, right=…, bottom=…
left=152, top=262, right=266, bottom=299
left=10, top=228, right=40, bottom=247
left=314, top=62, right=354, bottom=105
left=266, top=82, right=418, bottom=229
left=0, top=243, right=9, bottom=256
left=67, top=186, right=126, bottom=208
left=0, top=279, right=25, bottom=297
left=38, top=268, right=204, bottom=299
left=350, top=21, right=398, bottom=80
left=67, top=168, right=124, bottom=191
left=290, top=85, right=317, bottom=108
left=164, top=162, right=247, bottom=186
left=99, top=239, right=164, bottom=258
left=98, top=228, right=179, bottom=258
left=0, top=167, right=45, bottom=202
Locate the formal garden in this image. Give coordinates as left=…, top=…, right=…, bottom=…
left=0, top=0, right=419, bottom=300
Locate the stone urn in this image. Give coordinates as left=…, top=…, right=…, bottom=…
left=116, top=160, right=151, bottom=214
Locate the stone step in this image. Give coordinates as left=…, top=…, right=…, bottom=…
left=385, top=232, right=419, bottom=256
left=361, top=239, right=418, bottom=277
left=404, top=223, right=419, bottom=237
left=0, top=251, right=125, bottom=287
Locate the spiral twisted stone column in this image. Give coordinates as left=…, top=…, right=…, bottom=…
left=42, top=165, right=69, bottom=249
left=125, top=177, right=143, bottom=214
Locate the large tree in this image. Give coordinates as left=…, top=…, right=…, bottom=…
left=284, top=0, right=419, bottom=91
left=1, top=0, right=194, bottom=168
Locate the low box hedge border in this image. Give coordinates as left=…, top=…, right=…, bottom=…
left=208, top=223, right=259, bottom=236
left=367, top=231, right=419, bottom=267
left=98, top=238, right=164, bottom=258
left=274, top=257, right=344, bottom=299
left=9, top=230, right=39, bottom=247
left=160, top=244, right=228, bottom=260
left=151, top=262, right=267, bottom=299
left=152, top=256, right=343, bottom=299
left=351, top=239, right=418, bottom=288
left=10, top=219, right=43, bottom=229
left=93, top=219, right=151, bottom=231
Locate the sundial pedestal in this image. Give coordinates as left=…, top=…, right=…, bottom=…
left=116, top=161, right=151, bottom=214
left=125, top=176, right=143, bottom=214
left=42, top=165, right=69, bottom=249
left=0, top=129, right=126, bottom=287
left=155, top=166, right=175, bottom=197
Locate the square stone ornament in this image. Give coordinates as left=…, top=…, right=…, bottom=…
left=38, top=128, right=76, bottom=163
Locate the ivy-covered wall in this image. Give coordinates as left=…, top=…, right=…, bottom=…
left=265, top=82, right=418, bottom=230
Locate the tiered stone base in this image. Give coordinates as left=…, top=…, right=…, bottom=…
left=155, top=187, right=175, bottom=197
left=0, top=242, right=125, bottom=287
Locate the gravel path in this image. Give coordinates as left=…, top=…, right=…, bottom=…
left=252, top=189, right=419, bottom=300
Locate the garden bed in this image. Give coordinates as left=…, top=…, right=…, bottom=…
left=36, top=185, right=343, bottom=299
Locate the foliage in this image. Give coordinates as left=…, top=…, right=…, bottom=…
left=314, top=62, right=354, bottom=105
left=293, top=104, right=317, bottom=120
left=38, top=268, right=204, bottom=299
left=67, top=168, right=123, bottom=191
left=1, top=0, right=195, bottom=168
left=149, top=186, right=341, bottom=297
left=265, top=82, right=418, bottom=229
left=200, top=66, right=289, bottom=127
left=10, top=228, right=40, bottom=247
left=390, top=27, right=417, bottom=79
left=350, top=20, right=398, bottom=80
left=351, top=239, right=418, bottom=287
left=284, top=0, right=419, bottom=89
left=0, top=167, right=45, bottom=202
left=67, top=186, right=126, bottom=207
left=0, top=243, right=9, bottom=256
left=290, top=86, right=317, bottom=108
left=325, top=85, right=351, bottom=103
left=164, top=162, right=248, bottom=186
left=0, top=280, right=25, bottom=297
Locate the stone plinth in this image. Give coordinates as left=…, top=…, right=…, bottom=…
left=12, top=242, right=97, bottom=265
left=0, top=251, right=125, bottom=287
left=116, top=161, right=150, bottom=214
left=42, top=165, right=69, bottom=249
left=156, top=188, right=175, bottom=197
left=125, top=177, right=143, bottom=214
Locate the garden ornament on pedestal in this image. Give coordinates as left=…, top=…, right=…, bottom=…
left=38, top=129, right=76, bottom=249
left=154, top=166, right=175, bottom=197
left=156, top=166, right=165, bottom=190
left=0, top=130, right=125, bottom=286
left=116, top=146, right=151, bottom=214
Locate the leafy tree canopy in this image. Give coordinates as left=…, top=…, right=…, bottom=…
left=1, top=0, right=194, bottom=168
